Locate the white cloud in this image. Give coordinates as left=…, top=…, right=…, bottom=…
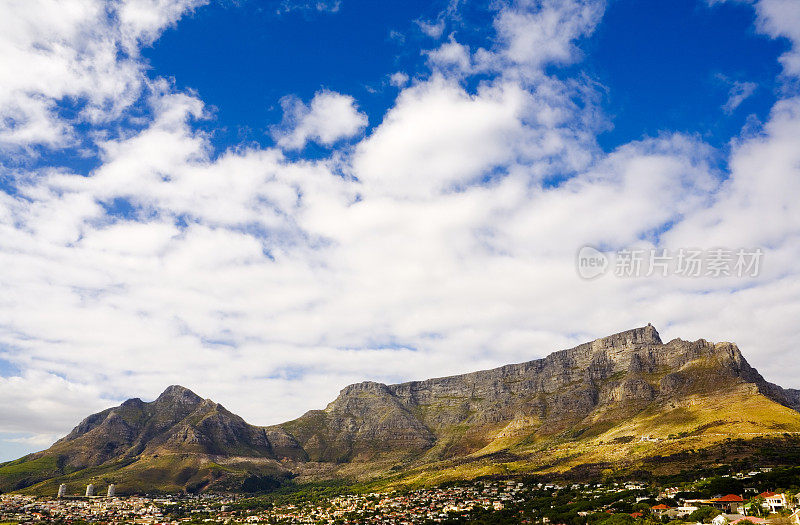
left=353, top=77, right=527, bottom=198
left=0, top=0, right=206, bottom=150
left=666, top=96, right=800, bottom=250
left=116, top=0, right=208, bottom=51
left=493, top=0, right=605, bottom=74
left=0, top=372, right=112, bottom=435
left=272, top=90, right=368, bottom=150
left=754, top=0, right=800, bottom=77
left=719, top=76, right=758, bottom=113
left=417, top=19, right=446, bottom=39
left=426, top=39, right=473, bottom=76
left=276, top=0, right=341, bottom=15
left=3, top=433, right=62, bottom=448
left=389, top=72, right=410, bottom=88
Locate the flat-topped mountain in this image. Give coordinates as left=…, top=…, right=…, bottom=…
left=278, top=324, right=800, bottom=464
left=4, top=325, right=800, bottom=494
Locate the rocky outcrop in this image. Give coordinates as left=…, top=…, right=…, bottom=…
left=46, top=385, right=285, bottom=472
left=785, top=389, right=800, bottom=412
left=279, top=381, right=435, bottom=462
left=276, top=324, right=800, bottom=461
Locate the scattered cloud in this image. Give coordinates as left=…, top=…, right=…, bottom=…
left=492, top=0, right=605, bottom=74
left=415, top=0, right=463, bottom=40
left=417, top=19, right=446, bottom=39
left=271, top=90, right=368, bottom=150
left=0, top=0, right=207, bottom=150
left=753, top=0, right=800, bottom=76
left=389, top=72, right=410, bottom=88
left=275, top=0, right=341, bottom=15
left=718, top=75, right=758, bottom=113
left=426, top=39, right=474, bottom=76
left=388, top=29, right=406, bottom=44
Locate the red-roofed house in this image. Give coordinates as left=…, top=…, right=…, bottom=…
left=712, top=495, right=745, bottom=513
left=652, top=504, right=674, bottom=517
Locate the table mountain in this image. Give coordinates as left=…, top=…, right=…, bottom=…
left=4, top=325, right=800, bottom=494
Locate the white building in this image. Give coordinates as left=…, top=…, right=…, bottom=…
left=712, top=514, right=729, bottom=525
left=760, top=492, right=788, bottom=512
left=57, top=484, right=67, bottom=498
left=85, top=484, right=95, bottom=497
left=107, top=484, right=116, bottom=498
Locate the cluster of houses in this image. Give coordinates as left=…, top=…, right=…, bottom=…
left=0, top=493, right=164, bottom=523
left=239, top=480, right=523, bottom=523
left=4, top=469, right=800, bottom=525
left=650, top=491, right=800, bottom=525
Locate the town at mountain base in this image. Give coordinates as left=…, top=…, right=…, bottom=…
left=3, top=324, right=800, bottom=496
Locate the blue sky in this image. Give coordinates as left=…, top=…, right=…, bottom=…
left=1, top=0, right=800, bottom=462
left=137, top=0, right=786, bottom=155
left=0, top=0, right=787, bottom=178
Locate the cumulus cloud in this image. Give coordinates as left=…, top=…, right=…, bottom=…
left=2, top=0, right=800, bottom=464
left=426, top=39, right=474, bottom=76
left=271, top=91, right=368, bottom=150
left=353, top=77, right=527, bottom=198
left=753, top=0, right=800, bottom=76
left=493, top=0, right=605, bottom=74
left=0, top=0, right=206, bottom=150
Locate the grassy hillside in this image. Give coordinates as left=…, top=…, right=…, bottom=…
left=366, top=388, right=800, bottom=490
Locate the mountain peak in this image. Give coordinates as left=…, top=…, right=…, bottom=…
left=593, top=323, right=662, bottom=348
left=156, top=385, right=203, bottom=405
left=338, top=381, right=391, bottom=397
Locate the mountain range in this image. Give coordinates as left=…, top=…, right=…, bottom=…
left=3, top=324, right=800, bottom=495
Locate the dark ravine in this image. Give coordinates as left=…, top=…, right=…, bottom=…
left=3, top=324, right=800, bottom=494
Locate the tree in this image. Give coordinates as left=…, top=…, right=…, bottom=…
left=688, top=507, right=721, bottom=523
left=746, top=497, right=767, bottom=518
left=599, top=513, right=637, bottom=525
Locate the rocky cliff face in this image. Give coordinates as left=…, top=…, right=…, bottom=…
left=280, top=381, right=435, bottom=462
left=42, top=385, right=302, bottom=470
left=0, top=385, right=307, bottom=493
left=5, top=325, right=800, bottom=494
left=277, top=324, right=800, bottom=462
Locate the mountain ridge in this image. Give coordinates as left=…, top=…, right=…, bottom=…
left=4, top=324, right=800, bottom=495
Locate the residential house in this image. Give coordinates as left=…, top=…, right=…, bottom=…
left=759, top=492, right=788, bottom=513
left=712, top=514, right=729, bottom=525
left=711, top=495, right=745, bottom=514
left=652, top=504, right=675, bottom=518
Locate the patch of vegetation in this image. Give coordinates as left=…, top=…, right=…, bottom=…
left=241, top=473, right=294, bottom=493
left=0, top=455, right=66, bottom=492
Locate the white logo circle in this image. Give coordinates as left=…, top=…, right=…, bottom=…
left=576, top=245, right=609, bottom=279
